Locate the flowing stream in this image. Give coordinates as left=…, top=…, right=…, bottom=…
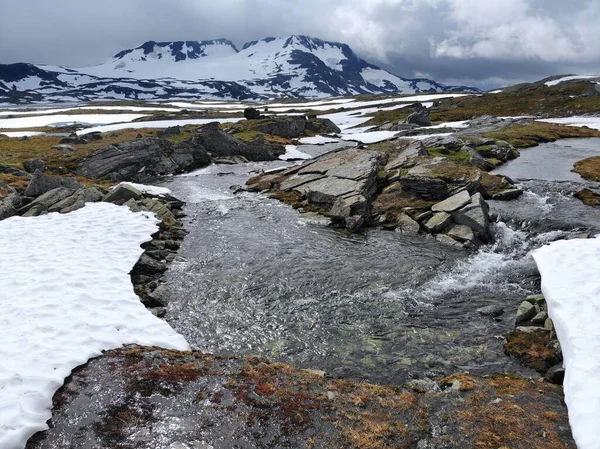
left=161, top=139, right=600, bottom=385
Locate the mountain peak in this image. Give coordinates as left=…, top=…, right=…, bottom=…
left=113, top=39, right=239, bottom=62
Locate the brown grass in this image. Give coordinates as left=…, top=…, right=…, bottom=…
left=485, top=122, right=600, bottom=148
left=573, top=156, right=600, bottom=181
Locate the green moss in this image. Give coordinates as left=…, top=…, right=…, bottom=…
left=427, top=147, right=472, bottom=164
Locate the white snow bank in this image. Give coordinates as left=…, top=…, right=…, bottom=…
left=340, top=130, right=398, bottom=144
left=77, top=117, right=244, bottom=135
left=0, top=203, right=189, bottom=449
left=0, top=131, right=45, bottom=138
left=297, top=135, right=339, bottom=145
left=279, top=145, right=312, bottom=160
left=0, top=113, right=146, bottom=129
left=537, top=117, right=600, bottom=131
left=545, top=75, right=599, bottom=87
left=533, top=238, right=600, bottom=449
left=113, top=182, right=172, bottom=197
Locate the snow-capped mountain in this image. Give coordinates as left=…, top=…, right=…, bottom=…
left=0, top=35, right=478, bottom=103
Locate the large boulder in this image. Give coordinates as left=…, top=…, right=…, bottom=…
left=450, top=193, right=491, bottom=242
left=23, top=171, right=82, bottom=197
left=76, top=138, right=211, bottom=182
left=191, top=122, right=285, bottom=161
left=304, top=118, right=341, bottom=134
left=22, top=159, right=45, bottom=174
left=404, top=110, right=431, bottom=127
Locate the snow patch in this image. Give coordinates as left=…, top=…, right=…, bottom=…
left=113, top=182, right=172, bottom=197
left=0, top=113, right=146, bottom=129
left=545, top=75, right=600, bottom=87
left=0, top=203, right=189, bottom=449
left=533, top=238, right=600, bottom=449
left=279, top=145, right=313, bottom=160
left=297, top=135, right=339, bottom=145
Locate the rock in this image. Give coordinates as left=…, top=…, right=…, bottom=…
left=492, top=189, right=523, bottom=200
left=48, top=187, right=104, bottom=213
left=0, top=193, right=22, bottom=220
left=447, top=224, right=475, bottom=243
left=545, top=363, right=565, bottom=385
left=531, top=311, right=548, bottom=325
left=395, top=213, right=420, bottom=235
left=76, top=138, right=211, bottom=182
left=244, top=107, right=261, bottom=120
left=150, top=307, right=167, bottom=318
left=103, top=184, right=143, bottom=204
left=157, top=126, right=181, bottom=137
left=191, top=122, right=285, bottom=161
left=435, top=234, right=464, bottom=247
left=147, top=284, right=171, bottom=307
left=22, top=159, right=45, bottom=173
left=544, top=318, right=554, bottom=331
left=404, top=109, right=431, bottom=127
left=477, top=305, right=505, bottom=317
left=23, top=172, right=82, bottom=197
left=0, top=164, right=31, bottom=178
left=19, top=187, right=76, bottom=215
left=431, top=190, right=471, bottom=212
left=405, top=379, right=440, bottom=393
left=59, top=137, right=88, bottom=145
left=235, top=116, right=308, bottom=138
left=139, top=198, right=180, bottom=227
left=329, top=194, right=369, bottom=220
left=305, top=117, right=341, bottom=134
left=52, top=144, right=77, bottom=153
left=131, top=253, right=168, bottom=276
left=515, top=301, right=537, bottom=325
left=385, top=140, right=428, bottom=171
left=84, top=131, right=103, bottom=141
left=451, top=193, right=490, bottom=241
left=344, top=215, right=364, bottom=232
left=525, top=294, right=545, bottom=304
left=424, top=212, right=452, bottom=233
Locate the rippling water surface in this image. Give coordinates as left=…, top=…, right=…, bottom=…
left=162, top=140, right=600, bottom=384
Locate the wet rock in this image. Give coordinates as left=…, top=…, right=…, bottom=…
left=329, top=194, right=369, bottom=220
left=477, top=305, right=505, bottom=317
left=23, top=171, right=83, bottom=197
left=395, top=213, right=421, bottom=235
left=435, top=234, right=464, bottom=247
left=492, top=188, right=523, bottom=201
left=515, top=301, right=537, bottom=325
left=544, top=318, right=554, bottom=331
left=131, top=253, right=168, bottom=276
left=431, top=190, right=471, bottom=212
left=344, top=215, right=364, bottom=232
left=451, top=193, right=490, bottom=241
left=22, top=159, right=45, bottom=174
left=545, top=363, right=566, bottom=385
left=447, top=224, right=475, bottom=243
left=424, top=212, right=452, bottom=233
left=103, top=183, right=143, bottom=204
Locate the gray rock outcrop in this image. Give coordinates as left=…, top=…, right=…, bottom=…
left=23, top=171, right=83, bottom=197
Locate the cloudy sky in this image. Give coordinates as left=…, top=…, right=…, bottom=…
left=1, top=0, right=599, bottom=89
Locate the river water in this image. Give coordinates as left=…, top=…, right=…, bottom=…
left=161, top=138, right=600, bottom=385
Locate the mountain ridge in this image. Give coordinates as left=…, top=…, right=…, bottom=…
left=0, top=35, right=479, bottom=104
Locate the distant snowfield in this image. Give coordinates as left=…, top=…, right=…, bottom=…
left=533, top=238, right=600, bottom=449
left=0, top=131, right=45, bottom=138
left=545, top=75, right=600, bottom=87
left=0, top=203, right=189, bottom=449
left=538, top=117, right=600, bottom=130
left=0, top=106, right=180, bottom=117
left=77, top=117, right=244, bottom=135
left=0, top=113, right=146, bottom=129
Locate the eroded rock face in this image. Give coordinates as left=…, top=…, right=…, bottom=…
left=26, top=346, right=575, bottom=449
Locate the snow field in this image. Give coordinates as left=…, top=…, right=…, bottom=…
left=0, top=203, right=189, bottom=449
left=533, top=238, right=600, bottom=449
left=0, top=113, right=146, bottom=129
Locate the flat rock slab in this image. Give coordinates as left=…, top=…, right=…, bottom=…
left=295, top=177, right=368, bottom=207
left=279, top=173, right=326, bottom=192
left=298, top=148, right=380, bottom=181
left=432, top=190, right=471, bottom=213
left=424, top=212, right=452, bottom=233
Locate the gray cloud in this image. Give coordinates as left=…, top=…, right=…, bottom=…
left=1, top=0, right=599, bottom=88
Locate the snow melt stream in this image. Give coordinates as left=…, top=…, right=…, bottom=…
left=533, top=238, right=600, bottom=449
left=0, top=203, right=189, bottom=449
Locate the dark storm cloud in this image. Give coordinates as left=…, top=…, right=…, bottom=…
left=1, top=0, right=599, bottom=88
